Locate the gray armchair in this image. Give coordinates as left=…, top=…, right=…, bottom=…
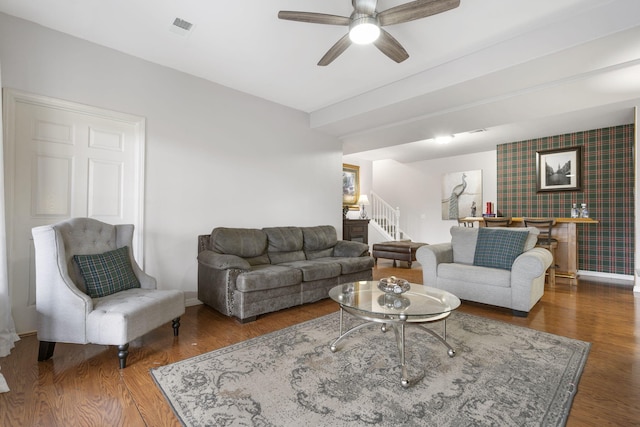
left=32, top=218, right=185, bottom=368
left=416, top=226, right=552, bottom=316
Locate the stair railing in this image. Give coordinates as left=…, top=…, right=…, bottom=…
left=370, top=192, right=403, bottom=240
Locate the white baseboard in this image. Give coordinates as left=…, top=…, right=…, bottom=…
left=185, top=297, right=203, bottom=307
left=578, top=270, right=634, bottom=286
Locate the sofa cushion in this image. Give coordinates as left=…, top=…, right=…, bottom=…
left=302, top=225, right=338, bottom=258
left=278, top=260, right=342, bottom=281
left=264, top=227, right=306, bottom=264
left=87, top=288, right=184, bottom=344
left=236, top=265, right=303, bottom=292
left=73, top=246, right=140, bottom=298
left=450, top=226, right=478, bottom=264
left=522, top=227, right=540, bottom=251
left=439, top=263, right=512, bottom=288
left=333, top=240, right=369, bottom=258
left=314, top=256, right=375, bottom=275
left=210, top=228, right=270, bottom=265
left=197, top=252, right=251, bottom=270
left=306, top=247, right=334, bottom=259
left=473, top=228, right=529, bottom=270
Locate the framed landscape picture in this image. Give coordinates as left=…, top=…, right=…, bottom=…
left=342, top=163, right=360, bottom=209
left=536, top=146, right=582, bottom=192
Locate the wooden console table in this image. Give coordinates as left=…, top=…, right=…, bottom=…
left=343, top=219, right=369, bottom=244
left=459, top=217, right=598, bottom=285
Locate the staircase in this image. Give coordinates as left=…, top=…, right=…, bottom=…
left=369, top=192, right=412, bottom=242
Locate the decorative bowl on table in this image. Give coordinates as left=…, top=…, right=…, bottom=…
left=378, top=276, right=410, bottom=294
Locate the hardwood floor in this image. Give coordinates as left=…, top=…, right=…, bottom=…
left=1, top=261, right=639, bottom=426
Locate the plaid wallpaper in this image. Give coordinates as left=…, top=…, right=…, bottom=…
left=496, top=124, right=634, bottom=275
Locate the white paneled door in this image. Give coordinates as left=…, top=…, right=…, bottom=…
left=3, top=89, right=145, bottom=334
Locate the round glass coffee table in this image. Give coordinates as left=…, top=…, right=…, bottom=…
left=328, top=281, right=461, bottom=387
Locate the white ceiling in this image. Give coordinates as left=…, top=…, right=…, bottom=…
left=1, top=0, right=639, bottom=162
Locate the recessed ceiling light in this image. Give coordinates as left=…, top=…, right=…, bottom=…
left=435, top=135, right=454, bottom=144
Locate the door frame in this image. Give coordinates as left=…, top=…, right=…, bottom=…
left=3, top=89, right=146, bottom=332
left=3, top=89, right=146, bottom=262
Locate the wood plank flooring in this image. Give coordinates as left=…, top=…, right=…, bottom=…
left=1, top=261, right=639, bottom=426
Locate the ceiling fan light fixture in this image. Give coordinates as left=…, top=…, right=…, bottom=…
left=349, top=16, right=380, bottom=44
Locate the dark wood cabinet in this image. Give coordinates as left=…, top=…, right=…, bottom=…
left=343, top=219, right=369, bottom=244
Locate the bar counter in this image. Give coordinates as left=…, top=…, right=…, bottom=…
left=459, top=217, right=599, bottom=285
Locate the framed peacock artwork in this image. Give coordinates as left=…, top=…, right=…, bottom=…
left=441, top=170, right=483, bottom=220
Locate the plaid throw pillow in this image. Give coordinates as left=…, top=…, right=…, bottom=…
left=74, top=246, right=141, bottom=298
left=473, top=228, right=529, bottom=270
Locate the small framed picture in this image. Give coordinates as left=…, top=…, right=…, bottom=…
left=536, top=146, right=582, bottom=192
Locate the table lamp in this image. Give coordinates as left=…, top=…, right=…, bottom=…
left=357, top=195, right=370, bottom=219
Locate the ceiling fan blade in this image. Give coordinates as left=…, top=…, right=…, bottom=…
left=318, top=34, right=352, bottom=66
left=278, top=11, right=350, bottom=26
left=378, top=0, right=460, bottom=26
left=373, top=29, right=409, bottom=63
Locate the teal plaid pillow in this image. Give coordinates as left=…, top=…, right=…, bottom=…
left=74, top=246, right=140, bottom=298
left=473, top=228, right=529, bottom=270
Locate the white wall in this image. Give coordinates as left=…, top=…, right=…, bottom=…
left=0, top=13, right=343, bottom=302
left=372, top=151, right=497, bottom=244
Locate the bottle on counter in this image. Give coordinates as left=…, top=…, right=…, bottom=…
left=580, top=203, right=589, bottom=218
left=570, top=203, right=579, bottom=218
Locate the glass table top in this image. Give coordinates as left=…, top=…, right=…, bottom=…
left=329, top=281, right=460, bottom=321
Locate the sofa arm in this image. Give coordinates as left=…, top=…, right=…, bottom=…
left=416, top=243, right=453, bottom=287
left=334, top=240, right=369, bottom=257
left=197, top=250, right=251, bottom=270
left=510, top=247, right=553, bottom=312
left=198, top=262, right=245, bottom=317
left=511, top=247, right=553, bottom=281
left=197, top=250, right=249, bottom=317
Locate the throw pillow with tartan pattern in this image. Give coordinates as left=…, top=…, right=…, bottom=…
left=473, top=228, right=529, bottom=270
left=74, top=246, right=140, bottom=298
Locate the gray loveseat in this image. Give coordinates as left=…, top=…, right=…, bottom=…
left=197, top=225, right=374, bottom=322
left=416, top=226, right=553, bottom=317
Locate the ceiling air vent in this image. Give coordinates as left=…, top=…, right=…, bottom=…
left=170, top=18, right=194, bottom=36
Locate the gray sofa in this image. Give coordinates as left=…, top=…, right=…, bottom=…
left=416, top=226, right=553, bottom=317
left=197, top=225, right=374, bottom=322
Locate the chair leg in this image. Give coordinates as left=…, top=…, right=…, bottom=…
left=548, top=247, right=557, bottom=287
left=172, top=317, right=181, bottom=336
left=38, top=341, right=56, bottom=361
left=118, top=344, right=129, bottom=369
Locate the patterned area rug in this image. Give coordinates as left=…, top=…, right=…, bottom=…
left=151, top=312, right=590, bottom=427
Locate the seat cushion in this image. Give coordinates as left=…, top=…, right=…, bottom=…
left=236, top=265, right=303, bottom=292
left=87, top=288, right=185, bottom=345
left=73, top=246, right=140, bottom=298
left=314, top=256, right=375, bottom=275
left=438, top=263, right=512, bottom=288
left=278, top=260, right=342, bottom=281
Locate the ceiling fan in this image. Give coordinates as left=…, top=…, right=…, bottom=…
left=278, top=0, right=460, bottom=66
